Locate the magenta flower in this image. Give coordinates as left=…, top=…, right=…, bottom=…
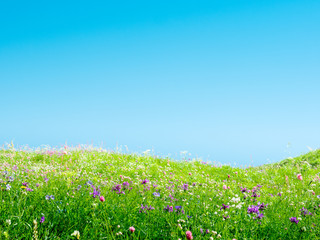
left=186, top=230, right=193, bottom=240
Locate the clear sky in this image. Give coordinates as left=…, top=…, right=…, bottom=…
left=1, top=0, right=319, bottom=165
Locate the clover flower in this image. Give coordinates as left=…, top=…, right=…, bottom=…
left=289, top=217, right=299, bottom=224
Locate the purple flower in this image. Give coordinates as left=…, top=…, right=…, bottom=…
left=251, top=193, right=260, bottom=198
left=220, top=204, right=229, bottom=210
left=258, top=203, right=268, bottom=211
left=163, top=205, right=174, bottom=212
left=90, top=186, right=100, bottom=198
left=141, top=179, right=149, bottom=185
left=26, top=188, right=33, bottom=192
left=175, top=206, right=185, bottom=214
left=140, top=204, right=155, bottom=213
left=122, top=182, right=130, bottom=188
left=247, top=206, right=260, bottom=214
left=200, top=228, right=203, bottom=234
left=289, top=217, right=299, bottom=224
left=300, top=207, right=312, bottom=216
left=40, top=216, right=45, bottom=223
left=22, top=182, right=28, bottom=186
left=182, top=184, right=188, bottom=191
left=241, top=187, right=247, bottom=193
left=45, top=195, right=55, bottom=200
left=256, top=213, right=264, bottom=219
left=44, top=177, right=49, bottom=183
left=112, top=184, right=122, bottom=191
left=153, top=192, right=160, bottom=197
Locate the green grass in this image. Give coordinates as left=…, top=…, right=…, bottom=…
left=0, top=146, right=320, bottom=239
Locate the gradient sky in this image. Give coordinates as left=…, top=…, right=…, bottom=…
left=1, top=0, right=319, bottom=165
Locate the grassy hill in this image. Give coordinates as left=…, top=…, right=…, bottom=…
left=260, top=149, right=320, bottom=169
left=0, top=147, right=319, bottom=239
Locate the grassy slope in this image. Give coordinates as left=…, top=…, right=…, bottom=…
left=0, top=148, right=320, bottom=239
left=265, top=149, right=320, bottom=169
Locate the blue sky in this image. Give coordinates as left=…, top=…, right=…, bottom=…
left=1, top=0, right=319, bottom=165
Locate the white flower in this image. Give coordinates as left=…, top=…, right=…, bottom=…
left=71, top=230, right=80, bottom=239
left=6, top=219, right=11, bottom=225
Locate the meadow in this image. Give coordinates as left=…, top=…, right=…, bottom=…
left=1, top=145, right=320, bottom=239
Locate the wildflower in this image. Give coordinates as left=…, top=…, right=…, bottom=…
left=5, top=219, right=11, bottom=225
left=40, top=216, right=45, bottom=223
left=223, top=185, right=227, bottom=190
left=247, top=206, right=259, bottom=214
left=6, top=184, right=11, bottom=191
left=99, top=196, right=105, bottom=202
left=141, top=179, right=149, bottom=184
left=164, top=205, right=174, bottom=212
left=112, top=184, right=121, bottom=192
left=300, top=207, right=312, bottom=216
left=45, top=195, right=55, bottom=200
left=186, top=230, right=193, bottom=240
left=71, top=230, right=80, bottom=239
left=175, top=206, right=185, bottom=214
left=90, top=186, right=100, bottom=198
left=129, top=226, right=135, bottom=233
left=140, top=204, right=155, bottom=213
left=26, top=188, right=33, bottom=192
left=33, top=220, right=38, bottom=240
left=256, top=213, right=264, bottom=219
left=289, top=217, right=299, bottom=224
left=220, top=204, right=229, bottom=210
left=297, top=174, right=303, bottom=181
left=182, top=183, right=189, bottom=191
left=153, top=192, right=160, bottom=197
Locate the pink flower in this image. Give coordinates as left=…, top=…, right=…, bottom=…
left=99, top=196, right=105, bottom=202
left=228, top=175, right=230, bottom=178
left=189, top=173, right=192, bottom=175
left=186, top=230, right=193, bottom=240
left=223, top=185, right=227, bottom=190
left=297, top=174, right=303, bottom=181
left=129, top=226, right=135, bottom=233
